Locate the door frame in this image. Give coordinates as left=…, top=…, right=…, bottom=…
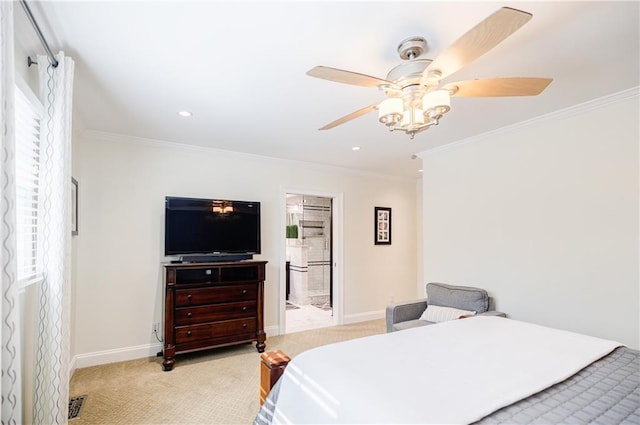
left=279, top=187, right=343, bottom=334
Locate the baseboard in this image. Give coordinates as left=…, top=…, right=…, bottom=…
left=70, top=319, right=378, bottom=371
left=343, top=309, right=385, bottom=324
left=267, top=310, right=384, bottom=336
left=265, top=324, right=280, bottom=337
left=71, top=329, right=281, bottom=370
left=72, top=342, right=163, bottom=370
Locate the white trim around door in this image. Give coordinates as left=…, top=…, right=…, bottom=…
left=279, top=187, right=344, bottom=335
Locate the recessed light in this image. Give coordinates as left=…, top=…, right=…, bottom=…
left=178, top=111, right=192, bottom=117
left=352, top=146, right=361, bottom=151
left=418, top=169, right=423, bottom=173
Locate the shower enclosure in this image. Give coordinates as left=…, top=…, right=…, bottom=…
left=285, top=194, right=332, bottom=310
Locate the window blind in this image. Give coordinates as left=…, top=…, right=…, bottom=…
left=15, top=86, right=43, bottom=286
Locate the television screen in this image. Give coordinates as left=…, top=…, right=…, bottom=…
left=164, top=196, right=261, bottom=256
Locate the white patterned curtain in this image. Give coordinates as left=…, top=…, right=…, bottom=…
left=1, top=2, right=23, bottom=425
left=32, top=52, right=74, bottom=425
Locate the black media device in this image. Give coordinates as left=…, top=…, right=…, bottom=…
left=164, top=196, right=261, bottom=262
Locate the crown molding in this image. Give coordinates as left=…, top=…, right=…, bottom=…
left=81, top=130, right=416, bottom=182
left=421, top=86, right=640, bottom=157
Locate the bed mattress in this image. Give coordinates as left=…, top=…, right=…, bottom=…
left=476, top=346, right=639, bottom=424
left=255, top=342, right=639, bottom=424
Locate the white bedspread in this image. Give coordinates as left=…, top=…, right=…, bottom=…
left=271, top=317, right=621, bottom=424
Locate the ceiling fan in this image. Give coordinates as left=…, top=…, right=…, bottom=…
left=307, top=7, right=553, bottom=139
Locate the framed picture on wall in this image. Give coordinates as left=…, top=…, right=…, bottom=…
left=72, top=177, right=78, bottom=236
left=374, top=206, right=391, bottom=245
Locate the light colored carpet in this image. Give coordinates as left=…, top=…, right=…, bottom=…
left=69, top=319, right=386, bottom=424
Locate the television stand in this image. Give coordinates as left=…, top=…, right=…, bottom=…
left=162, top=260, right=267, bottom=371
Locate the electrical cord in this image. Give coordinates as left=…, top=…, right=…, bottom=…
left=154, top=328, right=163, bottom=343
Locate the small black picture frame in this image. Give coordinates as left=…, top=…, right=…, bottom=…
left=374, top=206, right=391, bottom=245
left=71, top=177, right=78, bottom=236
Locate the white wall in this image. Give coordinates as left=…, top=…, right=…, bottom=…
left=420, top=91, right=639, bottom=349
left=73, top=132, right=418, bottom=365
left=14, top=5, right=40, bottom=94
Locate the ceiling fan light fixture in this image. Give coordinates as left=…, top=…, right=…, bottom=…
left=422, top=89, right=451, bottom=126
left=376, top=89, right=451, bottom=138
left=378, top=98, right=403, bottom=127
left=309, top=7, right=550, bottom=139
left=422, top=89, right=451, bottom=115
left=401, top=108, right=425, bottom=127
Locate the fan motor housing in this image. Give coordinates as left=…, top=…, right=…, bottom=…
left=397, top=36, right=428, bottom=60
left=386, top=59, right=432, bottom=88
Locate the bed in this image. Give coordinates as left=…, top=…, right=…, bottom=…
left=254, top=317, right=639, bottom=424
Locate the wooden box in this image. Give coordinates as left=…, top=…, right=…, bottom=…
left=260, top=350, right=291, bottom=405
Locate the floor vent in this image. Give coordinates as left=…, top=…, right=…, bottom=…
left=68, top=395, right=87, bottom=420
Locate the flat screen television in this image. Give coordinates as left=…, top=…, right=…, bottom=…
left=164, top=196, right=261, bottom=259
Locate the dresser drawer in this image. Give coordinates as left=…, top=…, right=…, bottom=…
left=175, top=301, right=256, bottom=325
left=175, top=284, right=257, bottom=307
left=175, top=318, right=257, bottom=344
left=163, top=261, right=267, bottom=370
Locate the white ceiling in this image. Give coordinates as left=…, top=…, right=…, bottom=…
left=24, top=1, right=640, bottom=179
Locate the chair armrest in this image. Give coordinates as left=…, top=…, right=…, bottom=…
left=385, top=299, right=427, bottom=332
left=477, top=310, right=507, bottom=318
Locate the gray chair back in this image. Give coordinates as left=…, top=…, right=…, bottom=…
left=426, top=282, right=490, bottom=313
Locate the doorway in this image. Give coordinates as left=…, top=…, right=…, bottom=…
left=283, top=193, right=336, bottom=333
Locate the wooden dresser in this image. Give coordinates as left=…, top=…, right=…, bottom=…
left=162, top=260, right=267, bottom=371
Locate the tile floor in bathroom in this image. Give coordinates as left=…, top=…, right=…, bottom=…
left=285, top=302, right=334, bottom=334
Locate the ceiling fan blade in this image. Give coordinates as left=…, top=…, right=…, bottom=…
left=424, top=7, right=532, bottom=82
left=307, top=66, right=394, bottom=88
left=319, top=105, right=377, bottom=130
left=444, top=77, right=553, bottom=97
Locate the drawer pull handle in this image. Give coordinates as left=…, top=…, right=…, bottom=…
left=187, top=312, right=192, bottom=318
left=187, top=294, right=192, bottom=300
left=242, top=289, right=248, bottom=295
left=187, top=331, right=192, bottom=336
left=242, top=323, right=248, bottom=328
left=242, top=306, right=247, bottom=312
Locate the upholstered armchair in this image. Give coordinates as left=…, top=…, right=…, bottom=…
left=386, top=282, right=506, bottom=333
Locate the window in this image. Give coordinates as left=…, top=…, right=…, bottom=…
left=15, top=82, right=43, bottom=287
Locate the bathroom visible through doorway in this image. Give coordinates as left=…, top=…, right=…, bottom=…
left=285, top=193, right=333, bottom=333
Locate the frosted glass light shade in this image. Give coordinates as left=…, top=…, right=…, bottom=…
left=401, top=108, right=425, bottom=126
left=422, top=89, right=451, bottom=115
left=378, top=98, right=403, bottom=124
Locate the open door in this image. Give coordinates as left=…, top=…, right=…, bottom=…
left=281, top=191, right=342, bottom=334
